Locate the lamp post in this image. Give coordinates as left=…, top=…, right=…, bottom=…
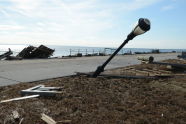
left=92, top=18, right=151, bottom=77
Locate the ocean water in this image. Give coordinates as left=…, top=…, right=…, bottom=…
left=0, top=44, right=185, bottom=57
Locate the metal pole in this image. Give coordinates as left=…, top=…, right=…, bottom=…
left=91, top=18, right=151, bottom=77
left=92, top=38, right=130, bottom=77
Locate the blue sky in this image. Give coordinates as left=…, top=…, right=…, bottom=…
left=0, top=0, right=185, bottom=49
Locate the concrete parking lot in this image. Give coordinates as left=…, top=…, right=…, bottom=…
left=0, top=53, right=179, bottom=86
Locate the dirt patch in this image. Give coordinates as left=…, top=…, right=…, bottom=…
left=0, top=59, right=186, bottom=124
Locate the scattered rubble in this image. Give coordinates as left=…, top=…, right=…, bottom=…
left=0, top=59, right=185, bottom=123
left=137, top=56, right=186, bottom=72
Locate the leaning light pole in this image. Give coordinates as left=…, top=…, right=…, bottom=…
left=92, top=18, right=151, bottom=77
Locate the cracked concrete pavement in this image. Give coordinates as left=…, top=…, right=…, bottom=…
left=0, top=53, right=179, bottom=86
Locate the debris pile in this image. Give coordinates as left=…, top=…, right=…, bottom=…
left=17, top=45, right=54, bottom=59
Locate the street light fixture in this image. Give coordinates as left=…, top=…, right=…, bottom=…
left=92, top=18, right=151, bottom=77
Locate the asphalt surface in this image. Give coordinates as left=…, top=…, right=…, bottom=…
left=0, top=53, right=179, bottom=86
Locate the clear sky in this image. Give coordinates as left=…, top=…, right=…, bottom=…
left=0, top=0, right=185, bottom=49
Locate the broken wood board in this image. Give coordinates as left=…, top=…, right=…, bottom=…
left=21, top=85, right=63, bottom=97
left=0, top=95, right=39, bottom=103
left=0, top=48, right=13, bottom=60
left=19, top=118, right=24, bottom=124
left=58, top=120, right=72, bottom=123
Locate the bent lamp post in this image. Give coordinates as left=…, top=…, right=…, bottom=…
left=92, top=18, right=151, bottom=78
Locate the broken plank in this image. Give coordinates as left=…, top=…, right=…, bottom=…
left=0, top=95, right=39, bottom=103
left=151, top=69, right=172, bottom=74
left=0, top=48, right=13, bottom=60
left=20, top=85, right=63, bottom=97
left=58, top=120, right=72, bottom=123
left=21, top=90, right=62, bottom=97
left=153, top=62, right=186, bottom=70
left=24, top=85, right=44, bottom=91
left=19, top=118, right=24, bottom=124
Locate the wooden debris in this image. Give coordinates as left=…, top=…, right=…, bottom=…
left=153, top=62, right=186, bottom=71
left=17, top=45, right=54, bottom=59
left=76, top=72, right=172, bottom=79
left=58, top=120, right=72, bottom=123
left=21, top=85, right=63, bottom=97
left=5, top=56, right=22, bottom=60
left=12, top=110, right=20, bottom=121
left=0, top=95, right=39, bottom=103
left=137, top=56, right=154, bottom=63
left=99, top=74, right=172, bottom=79
left=16, top=45, right=35, bottom=58
left=41, top=113, right=57, bottom=124
left=0, top=48, right=13, bottom=60
left=19, top=118, right=24, bottom=124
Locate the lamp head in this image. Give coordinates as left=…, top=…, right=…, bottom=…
left=127, top=18, right=151, bottom=40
